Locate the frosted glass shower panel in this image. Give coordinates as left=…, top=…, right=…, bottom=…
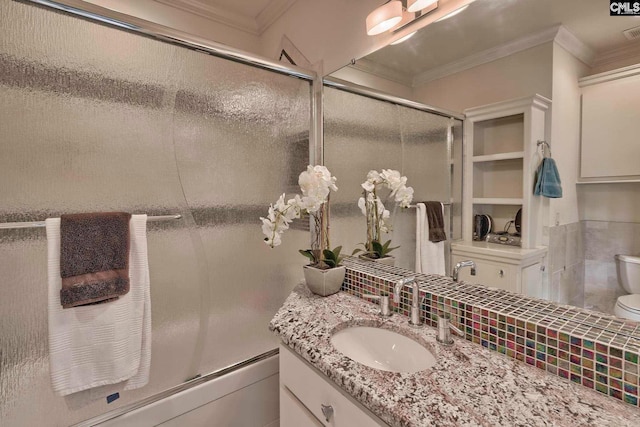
left=169, top=46, right=311, bottom=374
left=324, top=86, right=459, bottom=270
left=0, top=1, right=311, bottom=425
left=399, top=106, right=451, bottom=203
left=323, top=87, right=402, bottom=252
left=171, top=51, right=310, bottom=207
left=450, top=119, right=464, bottom=242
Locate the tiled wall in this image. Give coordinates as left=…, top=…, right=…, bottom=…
left=583, top=221, right=640, bottom=314
left=342, top=256, right=640, bottom=408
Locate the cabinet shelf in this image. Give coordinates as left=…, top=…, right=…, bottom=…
left=472, top=151, right=524, bottom=163
left=464, top=94, right=550, bottom=250
left=473, top=198, right=523, bottom=205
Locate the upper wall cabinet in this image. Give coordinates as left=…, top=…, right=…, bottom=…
left=580, top=65, right=640, bottom=182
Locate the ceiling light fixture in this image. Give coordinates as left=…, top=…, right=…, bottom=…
left=407, top=0, right=438, bottom=13
left=366, top=1, right=403, bottom=36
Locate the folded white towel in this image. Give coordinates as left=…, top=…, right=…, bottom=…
left=415, top=203, right=445, bottom=275
left=46, top=215, right=151, bottom=396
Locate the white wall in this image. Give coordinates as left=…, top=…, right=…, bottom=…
left=578, top=184, right=640, bottom=223
left=413, top=43, right=554, bottom=113
left=330, top=66, right=414, bottom=100
left=83, top=0, right=261, bottom=53
left=549, top=43, right=591, bottom=226
left=259, top=0, right=389, bottom=75
left=81, top=0, right=409, bottom=76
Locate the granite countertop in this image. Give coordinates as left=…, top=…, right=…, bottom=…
left=269, top=284, right=640, bottom=427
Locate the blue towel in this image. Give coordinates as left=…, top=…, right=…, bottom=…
left=534, top=158, right=562, bottom=198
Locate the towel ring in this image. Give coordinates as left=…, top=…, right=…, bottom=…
left=537, top=140, right=551, bottom=158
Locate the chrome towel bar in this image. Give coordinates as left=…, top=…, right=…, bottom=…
left=407, top=202, right=451, bottom=208
left=0, top=214, right=182, bottom=230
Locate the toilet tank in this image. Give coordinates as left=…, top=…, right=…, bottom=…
left=616, top=254, right=640, bottom=294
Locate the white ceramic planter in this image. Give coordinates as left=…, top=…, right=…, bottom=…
left=303, top=265, right=346, bottom=297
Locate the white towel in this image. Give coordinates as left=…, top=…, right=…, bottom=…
left=415, top=203, right=445, bottom=275
left=46, top=215, right=151, bottom=396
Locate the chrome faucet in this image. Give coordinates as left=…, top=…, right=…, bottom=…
left=452, top=260, right=476, bottom=282
left=436, top=315, right=465, bottom=346
left=393, top=276, right=423, bottom=328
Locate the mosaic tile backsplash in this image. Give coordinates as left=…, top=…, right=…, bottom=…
left=341, top=256, right=640, bottom=408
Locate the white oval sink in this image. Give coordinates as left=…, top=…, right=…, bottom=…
left=330, top=326, right=436, bottom=373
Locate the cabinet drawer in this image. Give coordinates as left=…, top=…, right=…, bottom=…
left=280, top=384, right=323, bottom=427
left=452, top=256, right=518, bottom=293
left=279, top=345, right=387, bottom=427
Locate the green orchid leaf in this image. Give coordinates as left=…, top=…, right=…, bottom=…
left=332, top=246, right=342, bottom=259
left=299, top=249, right=316, bottom=263
left=372, top=241, right=384, bottom=257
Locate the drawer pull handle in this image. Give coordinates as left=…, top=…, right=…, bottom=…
left=498, top=269, right=504, bottom=278
left=321, top=404, right=334, bottom=422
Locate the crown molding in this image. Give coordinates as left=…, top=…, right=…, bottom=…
left=579, top=62, right=640, bottom=87
left=412, top=25, right=561, bottom=86
left=412, top=25, right=597, bottom=87
left=554, top=25, right=596, bottom=66
left=256, top=0, right=297, bottom=32
left=154, top=0, right=297, bottom=35
left=590, top=42, right=640, bottom=72
left=348, top=58, right=414, bottom=87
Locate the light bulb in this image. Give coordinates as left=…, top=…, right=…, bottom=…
left=366, top=1, right=403, bottom=36
left=407, top=0, right=438, bottom=13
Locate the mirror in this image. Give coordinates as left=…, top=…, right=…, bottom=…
left=325, top=0, right=640, bottom=331
left=323, top=84, right=463, bottom=276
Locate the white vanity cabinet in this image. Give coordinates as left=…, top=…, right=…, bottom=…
left=451, top=242, right=547, bottom=298
left=279, top=344, right=388, bottom=427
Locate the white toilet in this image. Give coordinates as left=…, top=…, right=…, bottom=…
left=614, top=254, right=640, bottom=321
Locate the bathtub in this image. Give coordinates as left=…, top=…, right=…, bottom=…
left=85, top=351, right=280, bottom=427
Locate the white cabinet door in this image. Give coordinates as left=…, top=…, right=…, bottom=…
left=581, top=71, right=640, bottom=179
left=281, top=384, right=323, bottom=427
left=279, top=345, right=388, bottom=427
left=452, top=255, right=519, bottom=292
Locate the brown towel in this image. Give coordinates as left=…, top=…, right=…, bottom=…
left=60, top=212, right=131, bottom=308
left=424, top=202, right=447, bottom=243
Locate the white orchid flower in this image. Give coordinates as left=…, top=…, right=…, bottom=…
left=357, top=169, right=413, bottom=253
left=361, top=180, right=375, bottom=192
left=265, top=232, right=282, bottom=247
left=366, top=170, right=381, bottom=183
left=274, top=193, right=287, bottom=211
left=395, top=186, right=414, bottom=208
left=262, top=165, right=337, bottom=251
left=358, top=197, right=367, bottom=215
left=313, top=165, right=338, bottom=191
